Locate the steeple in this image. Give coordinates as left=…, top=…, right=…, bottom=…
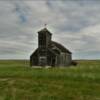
left=38, top=27, right=52, bottom=48
left=38, top=27, right=52, bottom=35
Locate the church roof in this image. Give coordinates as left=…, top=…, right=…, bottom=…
left=38, top=28, right=52, bottom=35
left=51, top=41, right=72, bottom=54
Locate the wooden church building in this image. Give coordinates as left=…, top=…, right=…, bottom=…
left=30, top=28, right=72, bottom=67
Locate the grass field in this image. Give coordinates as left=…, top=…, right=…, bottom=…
left=0, top=60, right=100, bottom=100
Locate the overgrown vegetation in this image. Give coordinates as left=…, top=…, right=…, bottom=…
left=0, top=60, right=100, bottom=100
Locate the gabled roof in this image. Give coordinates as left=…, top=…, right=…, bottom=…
left=51, top=41, right=72, bottom=54
left=30, top=48, right=38, bottom=57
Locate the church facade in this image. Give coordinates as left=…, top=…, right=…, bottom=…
left=30, top=28, right=72, bottom=67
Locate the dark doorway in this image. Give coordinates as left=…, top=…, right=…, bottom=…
left=51, top=58, right=55, bottom=67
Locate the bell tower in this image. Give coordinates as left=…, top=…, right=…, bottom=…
left=38, top=28, right=52, bottom=66
left=38, top=28, right=52, bottom=48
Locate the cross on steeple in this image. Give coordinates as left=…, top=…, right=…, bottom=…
left=44, top=24, right=47, bottom=28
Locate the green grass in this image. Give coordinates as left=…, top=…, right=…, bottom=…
left=0, top=60, right=100, bottom=100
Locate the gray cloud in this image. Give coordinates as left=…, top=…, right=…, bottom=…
left=0, top=0, right=100, bottom=59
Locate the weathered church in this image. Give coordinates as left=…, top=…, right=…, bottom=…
left=30, top=28, right=72, bottom=67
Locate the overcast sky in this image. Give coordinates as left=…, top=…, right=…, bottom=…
left=0, top=0, right=100, bottom=59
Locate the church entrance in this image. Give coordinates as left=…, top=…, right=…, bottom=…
left=39, top=56, right=47, bottom=66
